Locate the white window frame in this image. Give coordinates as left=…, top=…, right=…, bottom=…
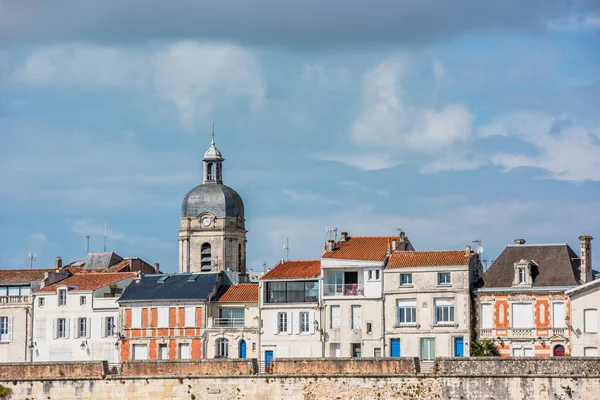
left=106, top=316, right=115, bottom=337
left=351, top=305, right=361, bottom=330
left=277, top=312, right=288, bottom=333
left=480, top=303, right=493, bottom=328
left=157, top=307, right=169, bottom=327
left=437, top=273, right=451, bottom=285
left=78, top=317, right=87, bottom=338
left=58, top=318, right=67, bottom=338
left=185, top=306, right=196, bottom=327
left=216, top=338, right=229, bottom=358
left=584, top=309, right=598, bottom=333
left=80, top=296, right=86, bottom=306
left=396, top=299, right=417, bottom=325
left=330, top=305, right=341, bottom=329
left=131, top=308, right=142, bottom=329
left=35, top=319, right=45, bottom=340
left=0, top=316, right=12, bottom=343
left=38, top=297, right=45, bottom=307
left=58, top=289, right=67, bottom=306
left=434, top=299, right=455, bottom=324
left=299, top=312, right=310, bottom=333
left=518, top=268, right=526, bottom=283
left=399, top=273, right=412, bottom=285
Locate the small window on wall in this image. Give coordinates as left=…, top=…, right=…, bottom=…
left=584, top=309, right=598, bottom=333
left=80, top=296, right=86, bottom=306
left=438, top=273, right=451, bottom=285
left=400, top=274, right=412, bottom=285
left=351, top=343, right=361, bottom=358
left=38, top=297, right=45, bottom=307
left=201, top=243, right=212, bottom=272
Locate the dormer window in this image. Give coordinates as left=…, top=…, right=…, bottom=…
left=58, top=289, right=67, bottom=306
left=512, top=259, right=534, bottom=287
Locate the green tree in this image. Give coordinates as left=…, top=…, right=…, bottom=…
left=471, top=339, right=500, bottom=356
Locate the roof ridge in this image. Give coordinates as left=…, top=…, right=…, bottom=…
left=393, top=249, right=464, bottom=253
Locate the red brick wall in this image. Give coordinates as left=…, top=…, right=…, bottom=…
left=192, top=338, right=202, bottom=359
left=179, top=307, right=185, bottom=328
left=149, top=339, right=157, bottom=361
left=150, top=308, right=158, bottom=328
left=125, top=309, right=132, bottom=329
left=142, top=308, right=149, bottom=328
left=494, top=298, right=509, bottom=329
left=169, top=307, right=177, bottom=327
left=196, top=307, right=203, bottom=328
left=121, top=340, right=130, bottom=361
left=169, top=339, right=177, bottom=359
left=535, top=297, right=550, bottom=328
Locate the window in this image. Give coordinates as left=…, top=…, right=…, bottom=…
left=584, top=309, right=598, bottom=333
left=351, top=343, right=361, bottom=358
left=331, top=343, right=341, bottom=357
left=179, top=343, right=190, bottom=359
left=216, top=338, right=229, bottom=358
left=481, top=303, right=493, bottom=328
left=58, top=318, right=67, bottom=338
left=201, top=243, right=212, bottom=271
left=36, top=319, right=45, bottom=340
left=218, top=308, right=245, bottom=327
left=352, top=305, right=361, bottom=330
left=366, top=322, right=372, bottom=334
left=330, top=305, right=341, bottom=329
left=0, top=317, right=11, bottom=342
left=299, top=312, right=310, bottom=333
left=157, top=307, right=169, bottom=327
left=158, top=344, right=168, bottom=360
left=374, top=348, right=381, bottom=357
left=132, top=344, right=148, bottom=360
left=512, top=303, right=533, bottom=328
left=80, top=296, right=86, bottom=306
left=512, top=345, right=533, bottom=357
left=367, top=270, right=380, bottom=281
left=58, top=289, right=66, bottom=306
left=131, top=308, right=142, bottom=328
left=518, top=268, right=526, bottom=283
left=400, top=274, right=412, bottom=285
left=437, top=273, right=451, bottom=285
left=396, top=299, right=417, bottom=325
left=584, top=347, right=598, bottom=357
left=185, top=306, right=196, bottom=327
left=277, top=312, right=288, bottom=333
left=435, top=299, right=455, bottom=324
left=265, top=281, right=319, bottom=303
left=105, top=317, right=115, bottom=337
left=38, top=297, right=45, bottom=307
left=376, top=270, right=380, bottom=280
left=78, top=317, right=87, bottom=338
left=552, top=303, right=566, bottom=328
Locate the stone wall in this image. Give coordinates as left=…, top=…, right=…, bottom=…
left=271, top=357, right=417, bottom=375
left=0, top=361, right=106, bottom=379
left=121, top=359, right=256, bottom=376
left=435, top=357, right=600, bottom=376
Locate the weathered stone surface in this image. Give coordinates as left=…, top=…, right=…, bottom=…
left=0, top=361, right=105, bottom=379
left=436, top=357, right=600, bottom=376
left=271, top=357, right=417, bottom=375
left=121, top=359, right=256, bottom=376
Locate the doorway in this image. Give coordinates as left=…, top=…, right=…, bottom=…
left=421, top=338, right=435, bottom=360
left=239, top=340, right=247, bottom=359
left=553, top=345, right=565, bottom=357
left=390, top=338, right=401, bottom=357
left=265, top=350, right=274, bottom=373
left=454, top=337, right=464, bottom=357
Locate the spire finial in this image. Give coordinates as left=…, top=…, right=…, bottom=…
left=211, top=123, right=215, bottom=146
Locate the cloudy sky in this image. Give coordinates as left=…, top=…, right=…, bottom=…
left=1, top=0, right=599, bottom=273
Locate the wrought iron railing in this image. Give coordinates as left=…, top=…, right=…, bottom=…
left=323, top=283, right=364, bottom=297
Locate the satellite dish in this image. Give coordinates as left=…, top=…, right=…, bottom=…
left=477, top=246, right=484, bottom=255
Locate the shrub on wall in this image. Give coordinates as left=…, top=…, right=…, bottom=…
left=0, top=384, right=12, bottom=399
left=471, top=340, right=500, bottom=356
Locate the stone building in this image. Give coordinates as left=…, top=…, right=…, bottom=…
left=179, top=132, right=246, bottom=274
left=473, top=236, right=593, bottom=357
left=384, top=248, right=482, bottom=364
left=33, top=272, right=134, bottom=363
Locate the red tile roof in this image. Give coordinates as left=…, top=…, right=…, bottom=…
left=261, top=260, right=321, bottom=280
left=322, top=236, right=397, bottom=262
left=37, top=273, right=135, bottom=292
left=387, top=250, right=473, bottom=269
left=0, top=269, right=57, bottom=283
left=217, top=283, right=259, bottom=302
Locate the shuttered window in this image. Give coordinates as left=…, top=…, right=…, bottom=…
left=511, top=303, right=533, bottom=328
left=584, top=309, right=598, bottom=333
left=481, top=304, right=493, bottom=328
left=331, top=306, right=341, bottom=329
left=552, top=303, right=566, bottom=328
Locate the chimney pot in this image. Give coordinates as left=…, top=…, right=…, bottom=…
left=391, top=239, right=397, bottom=251
left=578, top=235, right=593, bottom=283
left=514, top=238, right=526, bottom=245
left=465, top=245, right=472, bottom=255
left=55, top=256, right=62, bottom=270
left=327, top=239, right=335, bottom=252
left=154, top=263, right=160, bottom=273
left=340, top=232, right=348, bottom=242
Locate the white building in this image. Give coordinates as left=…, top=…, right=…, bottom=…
left=259, top=260, right=323, bottom=371
left=32, top=272, right=134, bottom=363
left=320, top=232, right=414, bottom=358
left=384, top=248, right=481, bottom=363
left=566, top=278, right=600, bottom=356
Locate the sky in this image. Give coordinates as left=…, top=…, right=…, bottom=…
left=1, top=0, right=599, bottom=273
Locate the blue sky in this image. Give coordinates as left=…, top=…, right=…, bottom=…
left=1, top=0, right=599, bottom=273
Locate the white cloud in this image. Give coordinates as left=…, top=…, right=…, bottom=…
left=69, top=219, right=170, bottom=251
left=420, top=157, right=485, bottom=174
left=9, top=41, right=265, bottom=131
left=319, top=152, right=399, bottom=171
left=481, top=112, right=600, bottom=181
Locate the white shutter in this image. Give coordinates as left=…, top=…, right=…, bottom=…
left=552, top=303, right=566, bottom=328
left=158, top=307, right=169, bottom=327
left=524, top=346, right=533, bottom=357
left=585, top=309, right=598, bottom=333
left=185, top=307, right=196, bottom=327
left=272, top=313, right=278, bottom=334
left=512, top=303, right=533, bottom=328
left=331, top=306, right=341, bottom=329
left=7, top=317, right=12, bottom=343
left=65, top=318, right=70, bottom=339
left=293, top=312, right=300, bottom=334
left=132, top=308, right=142, bottom=328
left=352, top=306, right=361, bottom=330
left=481, top=304, right=493, bottom=328
left=287, top=312, right=293, bottom=335
left=101, top=317, right=106, bottom=338
left=309, top=311, right=315, bottom=334
left=74, top=319, right=79, bottom=339
left=53, top=319, right=57, bottom=339
left=86, top=318, right=91, bottom=338
left=584, top=347, right=598, bottom=356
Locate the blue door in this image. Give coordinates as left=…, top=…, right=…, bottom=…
left=390, top=338, right=401, bottom=357
left=265, top=350, right=274, bottom=373
left=454, top=337, right=464, bottom=357
left=239, top=340, right=246, bottom=359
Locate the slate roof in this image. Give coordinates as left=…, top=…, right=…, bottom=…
left=0, top=269, right=57, bottom=284
left=480, top=244, right=581, bottom=289
left=38, top=273, right=134, bottom=292
left=86, top=252, right=124, bottom=270
left=216, top=283, right=259, bottom=302
left=322, top=236, right=397, bottom=262
left=388, top=250, right=473, bottom=269
left=261, top=260, right=321, bottom=280
left=118, top=273, right=219, bottom=302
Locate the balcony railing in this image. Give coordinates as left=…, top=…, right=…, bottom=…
left=0, top=296, right=30, bottom=304
left=323, top=283, right=364, bottom=297
left=477, top=327, right=570, bottom=338
left=265, top=290, right=318, bottom=304
left=213, top=318, right=245, bottom=328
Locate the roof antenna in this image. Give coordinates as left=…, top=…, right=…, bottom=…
left=212, top=123, right=215, bottom=145
left=28, top=252, right=36, bottom=270
left=325, top=226, right=338, bottom=241
left=283, top=238, right=290, bottom=261
left=104, top=220, right=107, bottom=252
left=85, top=235, right=90, bottom=254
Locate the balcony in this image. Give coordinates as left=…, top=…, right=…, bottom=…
left=477, top=327, right=570, bottom=339
left=0, top=296, right=30, bottom=304
left=323, top=283, right=364, bottom=297
left=213, top=318, right=245, bottom=328
left=265, top=290, right=318, bottom=304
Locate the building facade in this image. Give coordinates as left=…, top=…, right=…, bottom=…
left=179, top=132, right=247, bottom=274
left=474, top=237, right=592, bottom=357
left=259, top=260, right=323, bottom=371
left=384, top=248, right=482, bottom=362
left=566, top=277, right=599, bottom=356
left=32, top=272, right=134, bottom=363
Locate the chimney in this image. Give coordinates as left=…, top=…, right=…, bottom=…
left=391, top=239, right=397, bottom=251
left=340, top=232, right=348, bottom=242
left=327, top=240, right=335, bottom=252
left=514, top=238, right=526, bottom=245
left=579, top=235, right=593, bottom=283
left=387, top=238, right=392, bottom=256
left=465, top=245, right=472, bottom=256
left=154, top=263, right=160, bottom=273
left=55, top=256, right=62, bottom=270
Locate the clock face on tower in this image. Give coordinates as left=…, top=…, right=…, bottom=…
left=201, top=217, right=211, bottom=227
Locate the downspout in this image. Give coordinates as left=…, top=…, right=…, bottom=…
left=319, top=275, right=325, bottom=357
left=381, top=277, right=386, bottom=357
left=26, top=305, right=31, bottom=361
left=257, top=281, right=262, bottom=364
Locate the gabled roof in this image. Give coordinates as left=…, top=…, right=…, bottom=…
left=118, top=273, right=219, bottom=302
left=216, top=283, right=259, bottom=302
left=480, top=244, right=580, bottom=289
left=86, top=252, right=124, bottom=270
left=387, top=250, right=473, bottom=269
left=261, top=260, right=321, bottom=280
left=0, top=269, right=57, bottom=284
left=38, top=273, right=134, bottom=292
left=322, top=236, right=397, bottom=262
left=565, top=277, right=600, bottom=296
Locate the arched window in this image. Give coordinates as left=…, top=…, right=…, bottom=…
left=238, top=244, right=242, bottom=271
left=553, top=344, right=565, bottom=357
left=201, top=243, right=212, bottom=271
left=216, top=338, right=229, bottom=358
left=239, top=339, right=247, bottom=359
left=206, top=162, right=214, bottom=181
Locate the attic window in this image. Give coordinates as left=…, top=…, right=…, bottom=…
left=157, top=276, right=170, bottom=284
left=187, top=274, right=200, bottom=282
left=518, top=268, right=527, bottom=284
left=512, top=259, right=534, bottom=288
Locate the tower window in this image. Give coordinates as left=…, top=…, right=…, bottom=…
left=201, top=243, right=212, bottom=271
left=238, top=243, right=242, bottom=271
left=206, top=163, right=214, bottom=181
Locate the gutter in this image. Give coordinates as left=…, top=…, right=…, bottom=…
left=474, top=286, right=575, bottom=293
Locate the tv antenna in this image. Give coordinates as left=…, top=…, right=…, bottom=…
left=472, top=238, right=484, bottom=255
left=283, top=238, right=290, bottom=261
left=325, top=226, right=338, bottom=241
left=28, top=252, right=36, bottom=270
left=104, top=220, right=107, bottom=252
left=85, top=236, right=90, bottom=254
